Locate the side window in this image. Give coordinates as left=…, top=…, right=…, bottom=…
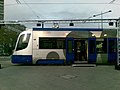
left=89, top=40, right=96, bottom=54
left=16, top=34, right=31, bottom=51
left=108, top=40, right=117, bottom=53
left=96, top=39, right=107, bottom=53
left=67, top=40, right=73, bottom=54
left=39, top=38, right=65, bottom=49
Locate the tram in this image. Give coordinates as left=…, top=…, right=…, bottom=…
left=11, top=28, right=117, bottom=65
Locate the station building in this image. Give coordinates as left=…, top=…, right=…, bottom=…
left=0, top=0, right=4, bottom=20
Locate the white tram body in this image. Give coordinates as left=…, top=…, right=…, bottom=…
left=12, top=28, right=117, bottom=65
left=12, top=29, right=71, bottom=64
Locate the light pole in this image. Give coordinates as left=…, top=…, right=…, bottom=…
left=93, top=10, right=112, bottom=29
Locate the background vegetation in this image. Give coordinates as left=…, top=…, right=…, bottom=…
left=0, top=24, right=26, bottom=56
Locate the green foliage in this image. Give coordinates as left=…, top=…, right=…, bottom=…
left=0, top=24, right=26, bottom=56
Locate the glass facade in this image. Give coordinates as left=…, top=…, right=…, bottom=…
left=0, top=0, right=4, bottom=20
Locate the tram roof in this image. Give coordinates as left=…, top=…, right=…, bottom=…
left=33, top=28, right=106, bottom=31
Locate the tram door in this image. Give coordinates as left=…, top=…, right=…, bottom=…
left=74, top=40, right=87, bottom=61
left=66, top=38, right=74, bottom=64
left=108, top=38, right=117, bottom=64
left=88, top=38, right=97, bottom=63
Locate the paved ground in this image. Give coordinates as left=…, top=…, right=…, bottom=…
left=0, top=57, right=120, bottom=90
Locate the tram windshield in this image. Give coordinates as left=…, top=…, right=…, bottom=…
left=16, top=33, right=31, bottom=51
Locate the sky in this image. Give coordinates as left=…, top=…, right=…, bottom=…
left=4, top=0, right=120, bottom=28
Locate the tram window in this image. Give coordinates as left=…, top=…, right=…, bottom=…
left=67, top=40, right=73, bottom=53
left=96, top=39, right=107, bottom=53
left=103, top=39, right=107, bottom=53
left=16, top=34, right=31, bottom=51
left=96, top=41, right=103, bottom=53
left=109, top=40, right=116, bottom=53
left=89, top=40, right=95, bottom=54
left=39, top=38, right=65, bottom=49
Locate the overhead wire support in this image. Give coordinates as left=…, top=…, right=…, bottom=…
left=14, top=2, right=111, bottom=5
left=0, top=18, right=118, bottom=24
left=93, top=10, right=112, bottom=17
left=5, top=2, right=114, bottom=6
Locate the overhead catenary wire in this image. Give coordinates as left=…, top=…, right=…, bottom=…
left=15, top=0, right=41, bottom=19
left=16, top=0, right=21, bottom=4
left=5, top=0, right=120, bottom=22
left=22, top=0, right=41, bottom=19
left=108, top=0, right=120, bottom=5
left=109, top=0, right=116, bottom=4
left=85, top=0, right=115, bottom=20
